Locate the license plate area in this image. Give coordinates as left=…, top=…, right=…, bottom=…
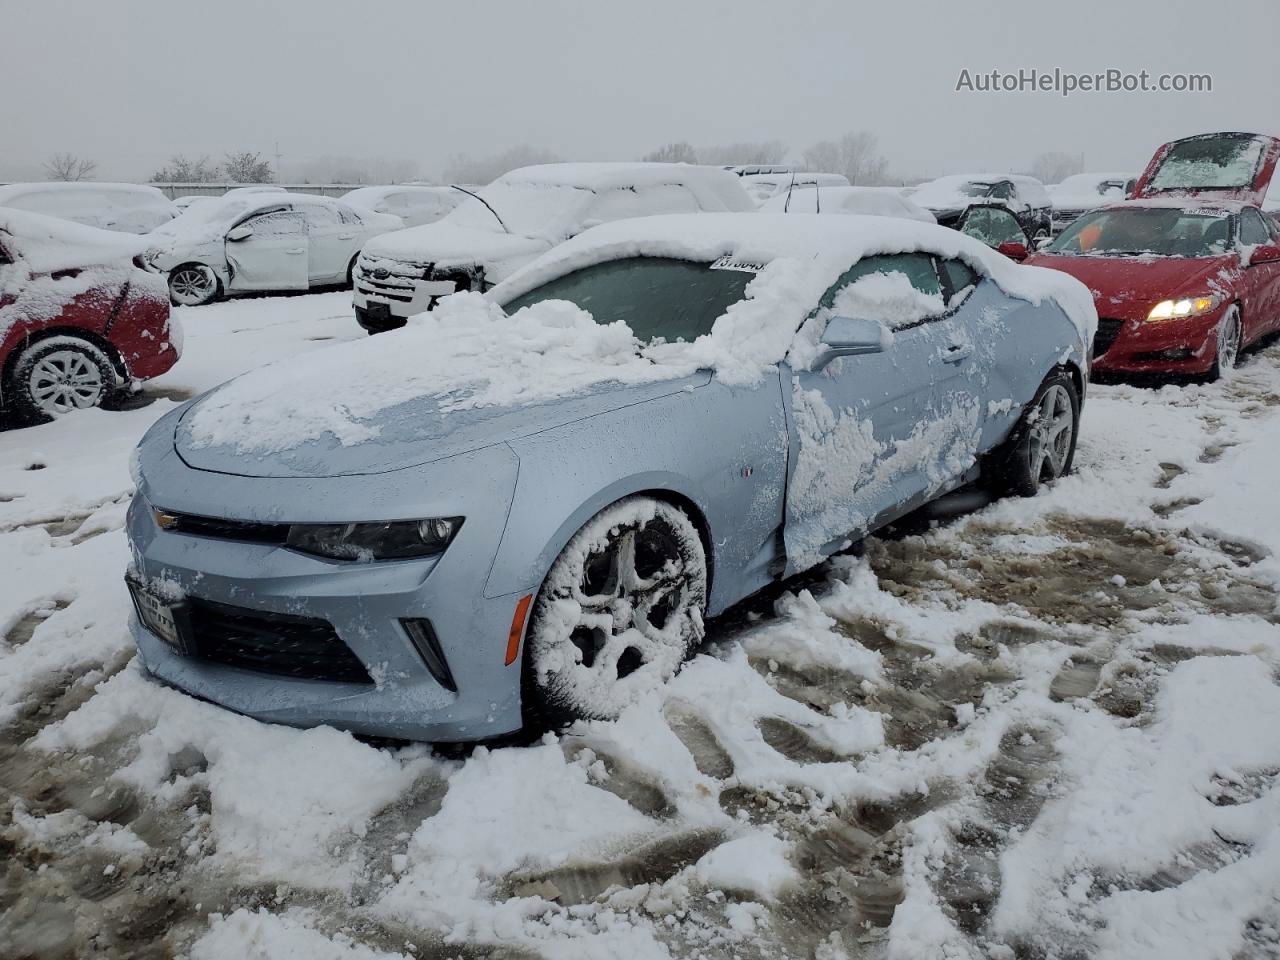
left=127, top=576, right=193, bottom=656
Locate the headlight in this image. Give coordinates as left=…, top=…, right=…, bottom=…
left=285, top=518, right=462, bottom=562
left=1147, top=295, right=1219, bottom=320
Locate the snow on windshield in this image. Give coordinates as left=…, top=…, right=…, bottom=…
left=444, top=182, right=593, bottom=241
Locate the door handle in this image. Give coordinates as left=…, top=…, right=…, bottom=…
left=285, top=248, right=306, bottom=255
left=943, top=343, right=972, bottom=363
left=338, top=233, right=356, bottom=240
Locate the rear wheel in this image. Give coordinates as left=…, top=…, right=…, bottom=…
left=1209, top=305, right=1241, bottom=381
left=984, top=370, right=1080, bottom=498
left=7, top=338, right=117, bottom=424
left=522, top=497, right=708, bottom=730
left=168, top=263, right=220, bottom=306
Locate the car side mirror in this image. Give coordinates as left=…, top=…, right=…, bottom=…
left=1248, top=243, right=1280, bottom=266
left=997, top=240, right=1029, bottom=261
left=227, top=225, right=254, bottom=242
left=813, top=316, right=888, bottom=370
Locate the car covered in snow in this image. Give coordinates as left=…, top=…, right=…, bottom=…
left=1027, top=132, right=1280, bottom=380
left=141, top=193, right=403, bottom=305
left=0, top=209, right=179, bottom=422
left=351, top=163, right=755, bottom=333
left=911, top=174, right=1053, bottom=240
left=126, top=213, right=1093, bottom=742
left=739, top=172, right=850, bottom=205
left=342, top=185, right=465, bottom=228
left=1047, top=172, right=1135, bottom=235
left=759, top=185, right=935, bottom=222
left=0, top=181, right=178, bottom=234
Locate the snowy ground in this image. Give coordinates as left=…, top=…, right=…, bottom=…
left=2, top=292, right=1279, bottom=960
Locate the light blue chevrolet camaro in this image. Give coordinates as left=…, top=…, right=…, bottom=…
left=126, top=214, right=1093, bottom=741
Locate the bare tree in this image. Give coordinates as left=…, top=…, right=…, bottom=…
left=223, top=151, right=274, bottom=183
left=442, top=145, right=561, bottom=185
left=150, top=154, right=220, bottom=183
left=697, top=140, right=788, bottom=167
left=642, top=142, right=698, bottom=164
left=1029, top=151, right=1084, bottom=185
left=43, top=152, right=97, bottom=181
left=802, top=131, right=889, bottom=185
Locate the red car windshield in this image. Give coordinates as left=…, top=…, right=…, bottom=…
left=1045, top=207, right=1233, bottom=258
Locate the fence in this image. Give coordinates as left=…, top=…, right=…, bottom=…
left=149, top=183, right=371, bottom=199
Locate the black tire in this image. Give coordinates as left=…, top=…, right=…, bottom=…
left=346, top=255, right=359, bottom=288
left=7, top=337, right=118, bottom=424
left=521, top=497, right=708, bottom=731
left=984, top=370, right=1080, bottom=498
left=1209, top=305, right=1242, bottom=382
left=168, top=263, right=221, bottom=306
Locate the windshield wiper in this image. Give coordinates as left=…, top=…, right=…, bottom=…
left=449, top=184, right=511, bottom=235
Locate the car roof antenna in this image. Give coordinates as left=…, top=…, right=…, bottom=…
left=783, top=171, right=798, bottom=213
left=449, top=184, right=511, bottom=234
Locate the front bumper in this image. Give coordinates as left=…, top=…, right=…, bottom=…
left=1091, top=308, right=1223, bottom=375
left=126, top=439, right=528, bottom=742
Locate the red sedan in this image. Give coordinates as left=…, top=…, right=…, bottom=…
left=1027, top=132, right=1280, bottom=380
left=0, top=209, right=180, bottom=422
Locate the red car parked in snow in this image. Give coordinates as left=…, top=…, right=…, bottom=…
left=0, top=209, right=180, bottom=422
left=1027, top=132, right=1280, bottom=380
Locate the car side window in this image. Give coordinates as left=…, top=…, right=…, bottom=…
left=807, top=253, right=946, bottom=334
left=987, top=181, right=1015, bottom=201
left=939, top=258, right=981, bottom=306
left=300, top=204, right=340, bottom=230
left=1240, top=208, right=1271, bottom=246
left=337, top=204, right=364, bottom=226
left=960, top=206, right=1027, bottom=248
left=240, top=209, right=303, bottom=236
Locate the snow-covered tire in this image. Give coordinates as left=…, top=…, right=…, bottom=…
left=6, top=337, right=118, bottom=424
left=168, top=263, right=221, bottom=306
left=984, top=370, right=1080, bottom=498
left=522, top=497, right=708, bottom=729
left=1209, top=305, right=1242, bottom=382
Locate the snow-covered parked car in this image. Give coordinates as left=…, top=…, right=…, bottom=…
left=0, top=209, right=179, bottom=421
left=740, top=172, right=850, bottom=205
left=351, top=163, right=755, bottom=332
left=0, top=182, right=177, bottom=234
left=142, top=193, right=403, bottom=306
left=342, top=185, right=465, bottom=228
left=1048, top=172, right=1135, bottom=235
left=912, top=174, right=1053, bottom=239
left=759, top=185, right=935, bottom=222
left=126, top=213, right=1094, bottom=741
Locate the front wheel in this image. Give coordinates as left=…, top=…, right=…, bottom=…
left=1209, top=305, right=1241, bottom=381
left=168, top=263, right=221, bottom=306
left=522, top=497, right=708, bottom=730
left=984, top=370, right=1080, bottom=498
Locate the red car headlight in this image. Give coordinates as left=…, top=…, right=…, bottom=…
left=1146, top=295, right=1220, bottom=321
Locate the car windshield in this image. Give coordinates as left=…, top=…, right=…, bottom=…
left=501, top=257, right=756, bottom=344
left=443, top=182, right=594, bottom=241
left=1148, top=136, right=1265, bottom=191
left=1045, top=207, right=1233, bottom=258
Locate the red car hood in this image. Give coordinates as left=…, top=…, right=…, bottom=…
left=1023, top=253, right=1237, bottom=321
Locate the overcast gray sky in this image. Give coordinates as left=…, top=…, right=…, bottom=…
left=4, top=0, right=1278, bottom=183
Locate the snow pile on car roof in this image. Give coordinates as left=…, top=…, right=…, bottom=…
left=0, top=207, right=148, bottom=273
left=758, top=186, right=935, bottom=221
left=183, top=214, right=1094, bottom=455
left=499, top=162, right=756, bottom=213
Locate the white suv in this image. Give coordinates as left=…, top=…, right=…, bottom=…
left=352, top=163, right=755, bottom=333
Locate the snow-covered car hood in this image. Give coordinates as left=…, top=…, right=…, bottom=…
left=1025, top=252, right=1234, bottom=320
left=360, top=223, right=550, bottom=271
left=0, top=207, right=149, bottom=273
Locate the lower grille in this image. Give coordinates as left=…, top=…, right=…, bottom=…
left=186, top=598, right=372, bottom=684
left=1094, top=317, right=1125, bottom=358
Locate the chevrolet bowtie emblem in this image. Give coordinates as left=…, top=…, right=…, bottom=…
left=153, top=509, right=181, bottom=530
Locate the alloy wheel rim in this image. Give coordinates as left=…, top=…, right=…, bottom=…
left=29, top=350, right=103, bottom=415
left=1219, top=312, right=1240, bottom=371
left=1027, top=384, right=1073, bottom=482
left=562, top=519, right=698, bottom=685
left=171, top=267, right=213, bottom=303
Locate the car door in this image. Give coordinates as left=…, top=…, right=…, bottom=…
left=783, top=252, right=984, bottom=571
left=956, top=205, right=1032, bottom=260
left=300, top=203, right=350, bottom=284
left=1238, top=207, right=1280, bottom=339
left=224, top=209, right=307, bottom=292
